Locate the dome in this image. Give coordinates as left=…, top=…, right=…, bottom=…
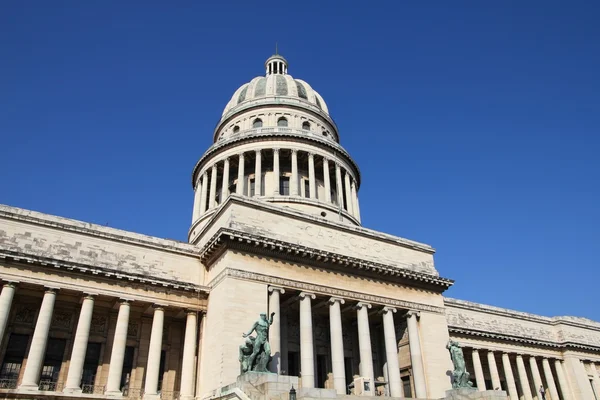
left=221, top=55, right=329, bottom=118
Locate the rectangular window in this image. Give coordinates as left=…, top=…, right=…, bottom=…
left=344, top=357, right=353, bottom=390
left=316, top=354, right=327, bottom=388
left=287, top=351, right=299, bottom=376
left=249, top=179, right=255, bottom=197
left=304, top=180, right=310, bottom=198
left=0, top=334, right=29, bottom=387
left=280, top=177, right=290, bottom=195
left=157, top=350, right=166, bottom=391
left=401, top=376, right=412, bottom=398
left=120, top=346, right=135, bottom=391
left=39, top=338, right=66, bottom=390
left=81, top=343, right=102, bottom=390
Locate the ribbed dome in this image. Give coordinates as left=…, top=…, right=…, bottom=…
left=221, top=55, right=329, bottom=118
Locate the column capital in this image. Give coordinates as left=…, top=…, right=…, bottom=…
left=118, top=298, right=133, bottom=305
left=184, top=309, right=199, bottom=316
left=291, top=149, right=298, bottom=155
left=44, top=287, right=59, bottom=294
left=323, top=157, right=330, bottom=164
left=224, top=156, right=230, bottom=162
left=328, top=297, right=345, bottom=305
left=2, top=281, right=18, bottom=289
left=299, top=292, right=316, bottom=300
left=202, top=170, right=208, bottom=177
left=381, top=306, right=397, bottom=314
left=308, top=152, right=314, bottom=158
left=82, top=294, right=96, bottom=301
left=211, top=164, right=217, bottom=170
left=153, top=304, right=166, bottom=311
left=355, top=302, right=372, bottom=310
left=273, top=148, right=280, bottom=154
left=268, top=286, right=285, bottom=295
left=238, top=152, right=245, bottom=159
left=255, top=149, right=262, bottom=155
left=404, top=310, right=420, bottom=319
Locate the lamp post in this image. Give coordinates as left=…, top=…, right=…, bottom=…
left=289, top=386, right=296, bottom=400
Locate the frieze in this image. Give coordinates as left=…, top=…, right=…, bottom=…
left=90, top=315, right=107, bottom=335
left=128, top=322, right=138, bottom=337
left=13, top=306, right=36, bottom=325
left=51, top=311, right=73, bottom=330
left=209, top=268, right=445, bottom=315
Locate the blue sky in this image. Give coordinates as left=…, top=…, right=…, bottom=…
left=1, top=2, right=599, bottom=320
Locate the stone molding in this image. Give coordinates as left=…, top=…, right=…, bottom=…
left=207, top=267, right=445, bottom=314
left=199, top=227, right=451, bottom=292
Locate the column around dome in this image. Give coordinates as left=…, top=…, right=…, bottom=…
left=255, top=150, right=262, bottom=197
left=221, top=157, right=230, bottom=202
left=323, top=158, right=332, bottom=203
left=344, top=171, right=353, bottom=215
left=209, top=164, right=218, bottom=209
left=236, top=153, right=245, bottom=195
left=335, top=163, right=344, bottom=208
left=273, top=148, right=280, bottom=195
left=291, top=150, right=299, bottom=196
left=308, top=153, right=316, bottom=200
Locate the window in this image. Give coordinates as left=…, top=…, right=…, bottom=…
left=252, top=118, right=263, bottom=128
left=0, top=334, right=29, bottom=386
left=322, top=130, right=328, bottom=137
left=277, top=117, right=288, bottom=127
left=287, top=351, right=299, bottom=376
left=302, top=121, right=310, bottom=130
left=81, top=343, right=102, bottom=392
left=304, top=180, right=310, bottom=198
left=249, top=178, right=255, bottom=197
left=402, top=376, right=412, bottom=398
left=233, top=125, right=240, bottom=133
left=280, top=177, right=290, bottom=195
left=40, top=338, right=66, bottom=390
left=120, top=346, right=135, bottom=391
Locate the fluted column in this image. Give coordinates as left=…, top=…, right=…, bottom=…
left=0, top=282, right=16, bottom=344
left=382, top=307, right=402, bottom=397
left=502, top=353, right=519, bottom=400
left=528, top=357, right=544, bottom=400
left=64, top=295, right=95, bottom=393
left=221, top=158, right=230, bottom=202
left=19, top=288, right=57, bottom=390
left=541, top=358, right=560, bottom=400
left=516, top=354, right=533, bottom=400
left=471, top=349, right=486, bottom=391
left=273, top=149, right=280, bottom=195
left=487, top=351, right=502, bottom=390
left=355, top=302, right=374, bottom=394
left=299, top=292, right=316, bottom=388
left=335, top=163, right=343, bottom=207
left=254, top=150, right=262, bottom=197
left=143, top=306, right=165, bottom=399
left=199, top=172, right=208, bottom=214
left=208, top=164, right=218, bottom=208
left=192, top=179, right=202, bottom=222
left=351, top=180, right=359, bottom=221
left=180, top=311, right=197, bottom=400
left=105, top=300, right=131, bottom=395
left=344, top=171, right=354, bottom=214
left=268, top=286, right=285, bottom=373
left=308, top=153, right=316, bottom=199
left=406, top=311, right=427, bottom=398
left=555, top=359, right=572, bottom=400
left=323, top=158, right=331, bottom=203
left=329, top=297, right=346, bottom=394
left=236, top=153, right=245, bottom=195
left=291, top=150, right=299, bottom=196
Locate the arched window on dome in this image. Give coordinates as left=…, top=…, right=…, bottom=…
left=233, top=125, right=240, bottom=134
left=253, top=118, right=263, bottom=128
left=277, top=117, right=288, bottom=127
left=302, top=121, right=310, bottom=131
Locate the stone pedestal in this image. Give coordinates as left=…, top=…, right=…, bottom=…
left=445, top=388, right=508, bottom=399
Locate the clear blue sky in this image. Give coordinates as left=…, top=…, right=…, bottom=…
left=1, top=2, right=599, bottom=320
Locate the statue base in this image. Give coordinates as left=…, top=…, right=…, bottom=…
left=445, top=388, right=508, bottom=399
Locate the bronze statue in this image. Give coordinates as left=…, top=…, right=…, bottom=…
left=240, top=312, right=275, bottom=373
left=447, top=340, right=474, bottom=389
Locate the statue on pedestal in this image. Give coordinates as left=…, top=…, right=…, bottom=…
left=447, top=340, right=474, bottom=389
left=239, top=312, right=275, bottom=373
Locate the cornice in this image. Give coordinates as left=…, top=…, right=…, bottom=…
left=209, top=267, right=445, bottom=314
left=200, top=227, right=453, bottom=293
left=0, top=249, right=209, bottom=294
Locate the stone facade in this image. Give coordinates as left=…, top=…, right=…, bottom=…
left=0, top=54, right=599, bottom=400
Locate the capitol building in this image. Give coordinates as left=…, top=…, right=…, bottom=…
left=0, top=54, right=599, bottom=400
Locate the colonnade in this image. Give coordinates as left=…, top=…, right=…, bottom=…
left=192, top=149, right=360, bottom=222
left=267, top=286, right=427, bottom=398
left=469, top=347, right=599, bottom=400
left=0, top=282, right=200, bottom=399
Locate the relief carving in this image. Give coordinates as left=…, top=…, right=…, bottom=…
left=51, top=311, right=73, bottom=330
left=128, top=322, right=138, bottom=337
left=90, top=315, right=107, bottom=335
left=14, top=306, right=36, bottom=325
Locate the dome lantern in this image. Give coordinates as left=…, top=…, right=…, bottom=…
left=265, top=54, right=288, bottom=75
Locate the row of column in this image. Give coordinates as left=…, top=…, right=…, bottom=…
left=0, top=283, right=199, bottom=399
left=470, top=347, right=577, bottom=400
left=268, top=287, right=427, bottom=398
left=192, top=149, right=360, bottom=221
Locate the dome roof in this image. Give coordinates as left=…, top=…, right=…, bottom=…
left=221, top=55, right=329, bottom=118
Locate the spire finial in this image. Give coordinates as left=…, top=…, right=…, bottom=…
left=275, top=42, right=278, bottom=55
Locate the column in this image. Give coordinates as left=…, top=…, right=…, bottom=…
left=291, top=150, right=299, bottom=196
left=19, top=288, right=57, bottom=390
left=335, top=163, right=344, bottom=207
left=541, top=358, right=560, bottom=400
left=351, top=180, right=359, bottom=221
left=308, top=153, right=316, bottom=199
left=356, top=302, right=374, bottom=392
left=502, top=353, right=519, bottom=400
left=406, top=311, right=427, bottom=398
left=0, top=282, right=16, bottom=343
left=516, top=354, right=533, bottom=400
left=299, top=292, right=316, bottom=388
left=143, top=306, right=165, bottom=399
left=344, top=171, right=354, bottom=214
left=221, top=157, right=230, bottom=202
left=180, top=311, right=198, bottom=400
left=236, top=153, right=245, bottom=195
left=105, top=300, right=131, bottom=395
left=208, top=164, right=218, bottom=209
left=555, top=359, right=572, bottom=400
left=64, top=295, right=95, bottom=393
left=268, top=286, right=285, bottom=373
left=255, top=150, right=262, bottom=197
left=192, top=179, right=202, bottom=222
left=329, top=297, right=346, bottom=395
left=323, top=158, right=331, bottom=203
left=590, top=363, right=600, bottom=400
left=199, top=172, right=208, bottom=214
left=382, top=307, right=402, bottom=397
left=528, top=357, right=544, bottom=400
left=471, top=349, right=486, bottom=391
left=487, top=350, right=502, bottom=390
left=273, top=148, right=280, bottom=195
